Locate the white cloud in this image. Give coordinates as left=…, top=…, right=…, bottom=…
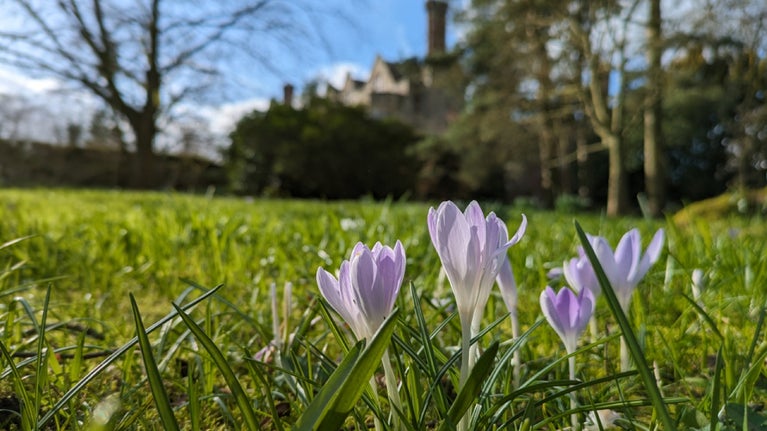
left=0, top=67, right=61, bottom=95
left=197, top=97, right=271, bottom=136
left=311, top=62, right=370, bottom=90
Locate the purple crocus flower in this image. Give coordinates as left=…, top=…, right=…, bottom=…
left=589, top=228, right=664, bottom=311
left=540, top=286, right=595, bottom=354
left=497, top=256, right=518, bottom=316
left=563, top=247, right=600, bottom=297
left=427, top=200, right=526, bottom=328
left=316, top=241, right=405, bottom=340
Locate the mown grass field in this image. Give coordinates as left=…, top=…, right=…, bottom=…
left=0, top=188, right=766, bottom=430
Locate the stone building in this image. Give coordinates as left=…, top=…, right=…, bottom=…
left=324, top=0, right=464, bottom=135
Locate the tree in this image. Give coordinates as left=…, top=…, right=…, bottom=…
left=227, top=98, right=421, bottom=199
left=0, top=94, right=37, bottom=143
left=0, top=0, right=337, bottom=187
left=664, top=0, right=767, bottom=191
left=567, top=0, right=643, bottom=216
left=643, top=0, right=665, bottom=216
left=661, top=48, right=733, bottom=201
left=449, top=0, right=563, bottom=203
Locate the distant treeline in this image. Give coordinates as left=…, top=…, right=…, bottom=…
left=0, top=140, right=225, bottom=190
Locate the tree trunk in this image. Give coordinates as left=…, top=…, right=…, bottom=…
left=558, top=127, right=573, bottom=194
left=643, top=0, right=665, bottom=216
left=576, top=124, right=590, bottom=200
left=539, top=124, right=555, bottom=208
left=606, top=134, right=629, bottom=216
left=535, top=36, right=556, bottom=209
left=131, top=114, right=157, bottom=189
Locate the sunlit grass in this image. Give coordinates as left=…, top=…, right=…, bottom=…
left=0, top=188, right=764, bottom=429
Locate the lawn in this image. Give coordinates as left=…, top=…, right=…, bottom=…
left=0, top=188, right=765, bottom=430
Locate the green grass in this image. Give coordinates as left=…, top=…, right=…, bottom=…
left=0, top=188, right=765, bottom=430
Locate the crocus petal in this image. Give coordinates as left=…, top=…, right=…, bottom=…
left=508, top=214, right=528, bottom=247
left=630, top=228, right=665, bottom=285
left=316, top=268, right=343, bottom=314
left=575, top=288, right=595, bottom=334
left=374, top=241, right=406, bottom=315
left=464, top=201, right=488, bottom=249
left=438, top=202, right=472, bottom=283
left=317, top=267, right=357, bottom=332
left=614, top=229, right=640, bottom=280
left=338, top=261, right=367, bottom=338
left=645, top=229, right=665, bottom=263
left=591, top=235, right=619, bottom=287
left=427, top=207, right=439, bottom=248
left=391, top=240, right=406, bottom=301
left=350, top=246, right=383, bottom=325
left=497, top=257, right=517, bottom=314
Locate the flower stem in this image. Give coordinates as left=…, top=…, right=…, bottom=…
left=510, top=308, right=521, bottom=388
left=369, top=377, right=383, bottom=431
left=382, top=351, right=403, bottom=430
left=589, top=315, right=598, bottom=344
left=620, top=335, right=630, bottom=372
left=458, top=312, right=474, bottom=431
left=569, top=355, right=578, bottom=431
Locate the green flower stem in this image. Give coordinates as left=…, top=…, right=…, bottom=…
left=620, top=336, right=630, bottom=372
left=382, top=350, right=403, bottom=430
left=369, top=377, right=384, bottom=431
left=589, top=316, right=598, bottom=344
left=458, top=312, right=474, bottom=431
left=510, top=308, right=521, bottom=388
left=569, top=355, right=578, bottom=431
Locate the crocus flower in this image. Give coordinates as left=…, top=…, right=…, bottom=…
left=541, top=285, right=595, bottom=430
left=428, top=200, right=525, bottom=430
left=497, top=255, right=523, bottom=387
left=497, top=256, right=518, bottom=317
left=316, top=241, right=405, bottom=340
left=540, top=286, right=595, bottom=354
left=563, top=247, right=600, bottom=297
left=427, top=200, right=526, bottom=331
left=589, top=228, right=664, bottom=311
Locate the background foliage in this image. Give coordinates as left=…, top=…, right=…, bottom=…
left=227, top=98, right=420, bottom=199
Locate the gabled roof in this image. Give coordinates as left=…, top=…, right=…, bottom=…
left=384, top=57, right=424, bottom=84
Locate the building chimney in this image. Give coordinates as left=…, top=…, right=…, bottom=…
left=426, top=1, right=448, bottom=57
left=283, top=83, right=294, bottom=106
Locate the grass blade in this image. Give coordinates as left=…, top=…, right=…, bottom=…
left=38, top=284, right=222, bottom=428
left=439, top=340, right=499, bottom=431
left=187, top=359, right=201, bottom=431
left=0, top=339, right=35, bottom=429
left=681, top=293, right=723, bottom=341
left=33, top=285, right=52, bottom=431
left=410, top=283, right=450, bottom=425
left=575, top=220, right=676, bottom=431
left=172, top=303, right=261, bottom=431
left=711, top=346, right=723, bottom=431
left=294, top=308, right=400, bottom=431
left=0, top=235, right=34, bottom=250
left=293, top=342, right=364, bottom=431
left=130, top=294, right=180, bottom=431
